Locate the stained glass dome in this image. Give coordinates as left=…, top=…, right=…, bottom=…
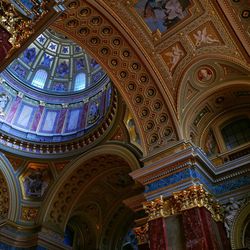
left=0, top=29, right=117, bottom=158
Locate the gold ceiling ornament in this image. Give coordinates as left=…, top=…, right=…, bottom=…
left=0, top=0, right=52, bottom=49
left=134, top=223, right=149, bottom=245
left=0, top=2, right=34, bottom=48
left=143, top=195, right=173, bottom=220
left=172, top=184, right=223, bottom=222
left=21, top=206, right=39, bottom=222
left=143, top=185, right=223, bottom=222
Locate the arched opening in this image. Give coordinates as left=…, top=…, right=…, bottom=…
left=32, top=69, right=47, bottom=89
left=74, top=72, right=86, bottom=91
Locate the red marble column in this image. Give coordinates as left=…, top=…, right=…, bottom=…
left=148, top=217, right=168, bottom=250
left=182, top=207, right=231, bottom=250
left=0, top=27, right=12, bottom=61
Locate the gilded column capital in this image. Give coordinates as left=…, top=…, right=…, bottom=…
left=143, top=185, right=223, bottom=222
left=172, top=185, right=223, bottom=221
left=143, top=195, right=173, bottom=220
left=134, top=223, right=149, bottom=245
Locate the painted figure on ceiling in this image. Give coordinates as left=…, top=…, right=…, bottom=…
left=56, top=61, right=69, bottom=77
left=136, top=0, right=190, bottom=32
left=23, top=168, right=49, bottom=198
left=87, top=100, right=100, bottom=124
left=23, top=47, right=36, bottom=64
left=42, top=53, right=53, bottom=67
left=204, top=129, right=219, bottom=157
left=193, top=27, right=219, bottom=47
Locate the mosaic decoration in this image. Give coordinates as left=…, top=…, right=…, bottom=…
left=134, top=0, right=191, bottom=33
left=145, top=167, right=250, bottom=196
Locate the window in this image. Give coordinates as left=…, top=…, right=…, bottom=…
left=221, top=118, right=250, bottom=150
left=32, top=69, right=47, bottom=89
left=74, top=73, right=86, bottom=91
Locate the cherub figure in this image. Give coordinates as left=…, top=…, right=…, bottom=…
left=193, top=27, right=219, bottom=47
left=165, top=44, right=184, bottom=71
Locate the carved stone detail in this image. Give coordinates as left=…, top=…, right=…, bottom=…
left=144, top=185, right=223, bottom=222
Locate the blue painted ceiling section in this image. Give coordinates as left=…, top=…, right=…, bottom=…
left=7, top=29, right=106, bottom=95
left=0, top=29, right=113, bottom=145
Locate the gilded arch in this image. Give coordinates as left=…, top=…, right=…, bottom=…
left=230, top=200, right=250, bottom=249
left=177, top=57, right=250, bottom=140
left=0, top=153, right=20, bottom=222
left=50, top=0, right=180, bottom=155
left=40, top=143, right=141, bottom=233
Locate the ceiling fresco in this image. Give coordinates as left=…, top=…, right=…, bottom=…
left=0, top=28, right=119, bottom=157
left=134, top=0, right=191, bottom=33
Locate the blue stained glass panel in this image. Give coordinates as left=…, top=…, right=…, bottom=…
left=32, top=69, right=47, bottom=89
left=74, top=73, right=86, bottom=91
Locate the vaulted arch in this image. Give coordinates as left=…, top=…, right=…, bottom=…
left=50, top=1, right=180, bottom=155
left=0, top=153, right=20, bottom=222
left=40, top=143, right=142, bottom=235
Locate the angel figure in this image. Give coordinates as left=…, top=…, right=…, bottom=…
left=193, top=27, right=219, bottom=47
left=165, top=44, right=184, bottom=72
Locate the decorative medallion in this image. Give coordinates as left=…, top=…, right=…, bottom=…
left=196, top=66, right=215, bottom=84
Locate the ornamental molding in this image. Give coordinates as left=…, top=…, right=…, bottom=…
left=130, top=144, right=250, bottom=189
left=143, top=185, right=223, bottom=222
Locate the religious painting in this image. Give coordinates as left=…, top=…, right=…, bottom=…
left=161, top=42, right=186, bottom=73
left=204, top=129, right=219, bottom=157
left=189, top=22, right=222, bottom=48
left=196, top=66, right=215, bottom=84
left=125, top=111, right=141, bottom=147
left=87, top=95, right=102, bottom=126
left=20, top=164, right=51, bottom=199
left=22, top=47, right=37, bottom=64
left=134, top=0, right=191, bottom=33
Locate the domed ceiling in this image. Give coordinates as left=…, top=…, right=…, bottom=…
left=0, top=29, right=117, bottom=158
